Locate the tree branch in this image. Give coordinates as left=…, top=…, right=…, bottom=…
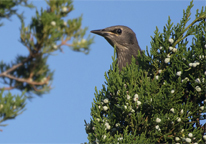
left=173, top=15, right=206, bottom=46
left=58, top=37, right=73, bottom=52
left=0, top=86, right=16, bottom=90
left=0, top=56, right=32, bottom=76
left=20, top=34, right=33, bottom=56
left=0, top=73, right=49, bottom=85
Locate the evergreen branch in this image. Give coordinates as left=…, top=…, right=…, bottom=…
left=58, top=38, right=73, bottom=52
left=0, top=56, right=32, bottom=76
left=173, top=14, right=206, bottom=46
left=157, top=128, right=175, bottom=143
left=20, top=35, right=33, bottom=55
left=31, top=84, right=50, bottom=92
left=0, top=73, right=50, bottom=86
left=0, top=86, right=16, bottom=90
left=59, top=38, right=72, bottom=47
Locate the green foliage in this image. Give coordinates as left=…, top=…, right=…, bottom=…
left=85, top=1, right=206, bottom=143
left=0, top=0, right=93, bottom=95
left=0, top=90, right=26, bottom=127
left=0, top=0, right=34, bottom=26
left=0, top=0, right=93, bottom=128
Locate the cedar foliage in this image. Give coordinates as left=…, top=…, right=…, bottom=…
left=85, top=1, right=206, bottom=143
left=0, top=0, right=93, bottom=128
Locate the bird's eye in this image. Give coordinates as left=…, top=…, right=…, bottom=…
left=116, top=29, right=122, bottom=34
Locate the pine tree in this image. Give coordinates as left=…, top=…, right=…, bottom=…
left=85, top=1, right=206, bottom=143
left=0, top=0, right=93, bottom=129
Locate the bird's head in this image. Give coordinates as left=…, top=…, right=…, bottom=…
left=91, top=25, right=139, bottom=52
left=91, top=25, right=141, bottom=71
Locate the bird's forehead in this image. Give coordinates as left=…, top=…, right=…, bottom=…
left=104, top=25, right=132, bottom=32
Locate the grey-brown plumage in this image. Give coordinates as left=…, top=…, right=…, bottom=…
left=91, top=25, right=141, bottom=71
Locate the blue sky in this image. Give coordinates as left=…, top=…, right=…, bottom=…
left=0, top=0, right=205, bottom=143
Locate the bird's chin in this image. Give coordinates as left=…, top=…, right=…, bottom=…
left=104, top=37, right=115, bottom=48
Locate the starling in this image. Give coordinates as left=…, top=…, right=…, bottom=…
left=91, top=25, right=141, bottom=71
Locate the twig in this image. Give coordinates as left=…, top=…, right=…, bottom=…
left=0, top=56, right=32, bottom=76
left=157, top=128, right=175, bottom=143
left=32, top=85, right=45, bottom=92
left=0, top=86, right=16, bottom=90
left=20, top=35, right=33, bottom=55
left=173, top=15, right=206, bottom=46
left=58, top=37, right=73, bottom=52
left=0, top=73, right=49, bottom=85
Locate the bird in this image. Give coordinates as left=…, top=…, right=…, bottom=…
left=91, top=25, right=141, bottom=71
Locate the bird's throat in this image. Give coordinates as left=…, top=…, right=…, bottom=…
left=116, top=50, right=135, bottom=71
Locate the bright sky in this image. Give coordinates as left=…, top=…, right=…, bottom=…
left=0, top=0, right=205, bottom=143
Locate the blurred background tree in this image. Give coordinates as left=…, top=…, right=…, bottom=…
left=85, top=1, right=206, bottom=143
left=0, top=0, right=93, bottom=129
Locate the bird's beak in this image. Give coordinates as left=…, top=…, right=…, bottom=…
left=91, top=29, right=113, bottom=37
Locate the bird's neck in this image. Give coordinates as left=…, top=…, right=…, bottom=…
left=116, top=47, right=138, bottom=71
